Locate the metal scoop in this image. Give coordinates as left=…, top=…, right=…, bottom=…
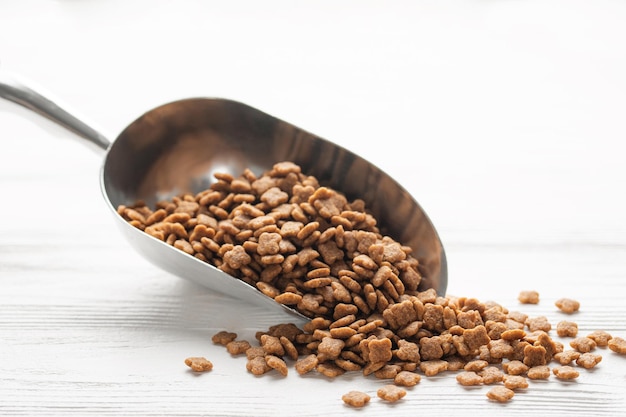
left=0, top=71, right=447, bottom=320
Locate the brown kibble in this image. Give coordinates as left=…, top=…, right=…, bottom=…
left=553, top=365, right=579, bottom=380
left=246, top=356, right=272, bottom=376
left=245, top=346, right=266, bottom=360
left=555, top=298, right=580, bottom=314
left=184, top=357, right=213, bottom=372
left=570, top=337, right=597, bottom=353
left=419, top=360, right=448, bottom=376
left=525, top=316, right=551, bottom=332
left=556, top=321, right=579, bottom=337
left=486, top=386, right=515, bottom=403
left=456, top=371, right=483, bottom=386
left=479, top=366, right=504, bottom=385
left=464, top=360, right=489, bottom=372
left=122, top=165, right=615, bottom=407
left=518, top=290, right=539, bottom=304
left=295, top=354, right=319, bottom=375
left=367, top=337, right=393, bottom=363
left=608, top=337, right=626, bottom=354
left=265, top=355, right=288, bottom=376
left=576, top=352, right=602, bottom=369
left=396, top=339, right=421, bottom=363
left=318, top=337, right=345, bottom=361
left=488, top=339, right=514, bottom=359
left=260, top=335, right=285, bottom=356
left=527, top=365, right=551, bottom=380
left=211, top=330, right=237, bottom=346
left=394, top=371, right=421, bottom=387
left=523, top=344, right=547, bottom=367
left=554, top=350, right=581, bottom=365
left=503, top=375, right=528, bottom=390
left=226, top=340, right=252, bottom=355
left=377, top=385, right=407, bottom=402
left=374, top=364, right=401, bottom=379
left=587, top=330, right=613, bottom=347
left=317, top=362, right=346, bottom=378
left=342, top=391, right=371, bottom=408
left=502, top=360, right=529, bottom=375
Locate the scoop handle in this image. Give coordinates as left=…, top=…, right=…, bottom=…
left=0, top=70, right=110, bottom=152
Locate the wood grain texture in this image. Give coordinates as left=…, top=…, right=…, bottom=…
left=1, top=1, right=626, bottom=416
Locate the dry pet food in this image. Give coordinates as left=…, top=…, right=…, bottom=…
left=608, top=337, right=626, bottom=354
left=184, top=357, right=213, bottom=372
left=118, top=161, right=424, bottom=322
left=456, top=371, right=483, bottom=386
left=556, top=321, right=578, bottom=337
left=156, top=163, right=623, bottom=408
left=552, top=365, right=579, bottom=380
left=518, top=291, right=539, bottom=304
left=342, top=391, right=371, bottom=408
left=486, top=386, right=515, bottom=403
left=555, top=298, right=580, bottom=314
left=377, top=385, right=407, bottom=402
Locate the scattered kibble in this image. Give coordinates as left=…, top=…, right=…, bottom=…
left=151, top=163, right=620, bottom=407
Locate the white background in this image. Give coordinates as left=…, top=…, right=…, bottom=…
left=1, top=1, right=625, bottom=416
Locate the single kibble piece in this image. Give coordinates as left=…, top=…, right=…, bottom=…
left=419, top=360, right=448, bottom=376
left=342, top=391, right=371, bottom=408
left=608, top=337, right=626, bottom=354
left=184, top=357, right=213, bottom=372
left=295, top=354, right=319, bottom=375
left=226, top=340, right=252, bottom=355
left=456, top=371, right=483, bottom=386
left=527, top=365, right=551, bottom=380
left=553, top=365, right=579, bottom=380
left=212, top=330, right=238, bottom=346
left=518, top=291, right=540, bottom=304
left=394, top=371, right=421, bottom=387
left=525, top=316, right=551, bottom=332
left=502, top=360, right=529, bottom=375
left=486, top=386, right=515, bottom=403
left=377, top=385, right=407, bottom=402
left=464, top=360, right=489, bottom=372
left=554, top=350, right=581, bottom=365
left=555, top=298, right=580, bottom=314
left=586, top=330, right=612, bottom=347
left=576, top=353, right=602, bottom=369
left=480, top=366, right=504, bottom=385
left=246, top=356, right=271, bottom=376
left=556, top=321, right=578, bottom=337
left=503, top=375, right=529, bottom=390
left=265, top=355, right=288, bottom=376
left=570, top=337, right=597, bottom=353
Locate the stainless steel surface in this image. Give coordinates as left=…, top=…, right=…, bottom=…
left=0, top=72, right=447, bottom=319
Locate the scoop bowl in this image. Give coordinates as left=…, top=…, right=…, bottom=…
left=0, top=72, right=447, bottom=320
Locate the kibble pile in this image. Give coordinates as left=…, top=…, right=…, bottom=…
left=118, top=162, right=626, bottom=407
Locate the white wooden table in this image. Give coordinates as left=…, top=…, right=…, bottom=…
left=1, top=1, right=625, bottom=416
